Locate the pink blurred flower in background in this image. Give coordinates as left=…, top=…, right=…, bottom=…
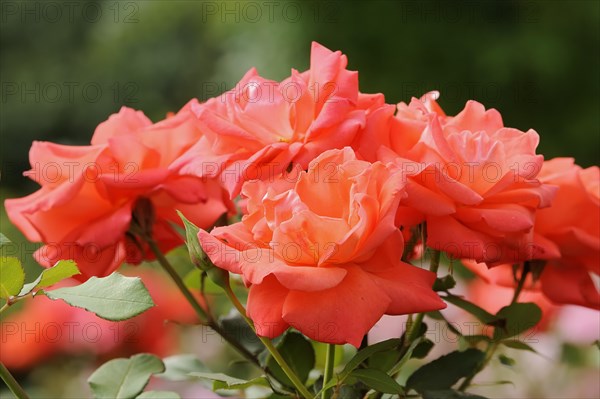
left=0, top=268, right=199, bottom=371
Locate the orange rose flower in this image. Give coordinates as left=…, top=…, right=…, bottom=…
left=461, top=159, right=599, bottom=310
left=535, top=158, right=600, bottom=309
left=5, top=104, right=230, bottom=279
left=379, top=93, right=557, bottom=265
left=355, top=91, right=444, bottom=162
left=175, top=42, right=387, bottom=197
left=197, top=148, right=445, bottom=347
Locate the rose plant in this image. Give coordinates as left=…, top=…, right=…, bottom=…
left=1, top=42, right=598, bottom=399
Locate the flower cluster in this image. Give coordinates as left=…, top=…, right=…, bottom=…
left=6, top=42, right=599, bottom=349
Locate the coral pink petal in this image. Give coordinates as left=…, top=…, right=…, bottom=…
left=541, top=264, right=600, bottom=310
left=426, top=215, right=489, bottom=261
left=247, top=276, right=290, bottom=338
left=197, top=229, right=244, bottom=275
left=282, top=266, right=390, bottom=347
left=368, top=263, right=446, bottom=314
left=403, top=180, right=456, bottom=216
left=450, top=100, right=503, bottom=134
left=273, top=266, right=347, bottom=292
left=91, top=107, right=152, bottom=145
left=455, top=206, right=533, bottom=233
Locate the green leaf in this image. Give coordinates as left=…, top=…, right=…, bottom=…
left=19, top=260, right=80, bottom=296
left=340, top=338, right=401, bottom=377
left=498, top=354, right=515, bottom=367
left=350, top=368, right=403, bottom=394
left=412, top=339, right=435, bottom=359
left=0, top=233, right=11, bottom=247
left=426, top=311, right=464, bottom=338
left=0, top=257, right=25, bottom=299
left=160, top=354, right=207, bottom=381
left=320, top=338, right=402, bottom=393
left=136, top=392, right=181, bottom=399
left=501, top=340, right=537, bottom=353
left=433, top=275, right=456, bottom=291
left=459, top=335, right=491, bottom=351
left=493, top=302, right=541, bottom=340
left=368, top=349, right=401, bottom=371
left=267, top=332, right=315, bottom=386
left=426, top=310, right=445, bottom=320
left=407, top=321, right=429, bottom=340
left=189, top=372, right=269, bottom=390
left=422, top=389, right=488, bottom=399
left=88, top=353, right=165, bottom=399
left=406, top=349, right=485, bottom=393
left=389, top=337, right=426, bottom=376
left=45, top=272, right=154, bottom=321
left=442, top=294, right=497, bottom=324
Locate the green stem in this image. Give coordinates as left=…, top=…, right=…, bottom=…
left=146, top=238, right=209, bottom=320
left=404, top=249, right=441, bottom=345
left=511, top=261, right=531, bottom=305
left=262, top=338, right=313, bottom=399
left=222, top=284, right=253, bottom=326
left=223, top=284, right=313, bottom=399
left=0, top=302, right=9, bottom=314
left=145, top=238, right=261, bottom=368
left=427, top=249, right=442, bottom=275
left=459, top=261, right=530, bottom=391
left=383, top=249, right=442, bottom=398
left=322, top=344, right=336, bottom=399
left=0, top=362, right=29, bottom=399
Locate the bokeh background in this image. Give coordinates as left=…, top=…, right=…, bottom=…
left=1, top=0, right=599, bottom=398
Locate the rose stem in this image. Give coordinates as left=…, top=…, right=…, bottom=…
left=223, top=283, right=314, bottom=399
left=322, top=344, right=337, bottom=399
left=145, top=237, right=261, bottom=368
left=0, top=362, right=29, bottom=399
left=458, top=262, right=531, bottom=391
